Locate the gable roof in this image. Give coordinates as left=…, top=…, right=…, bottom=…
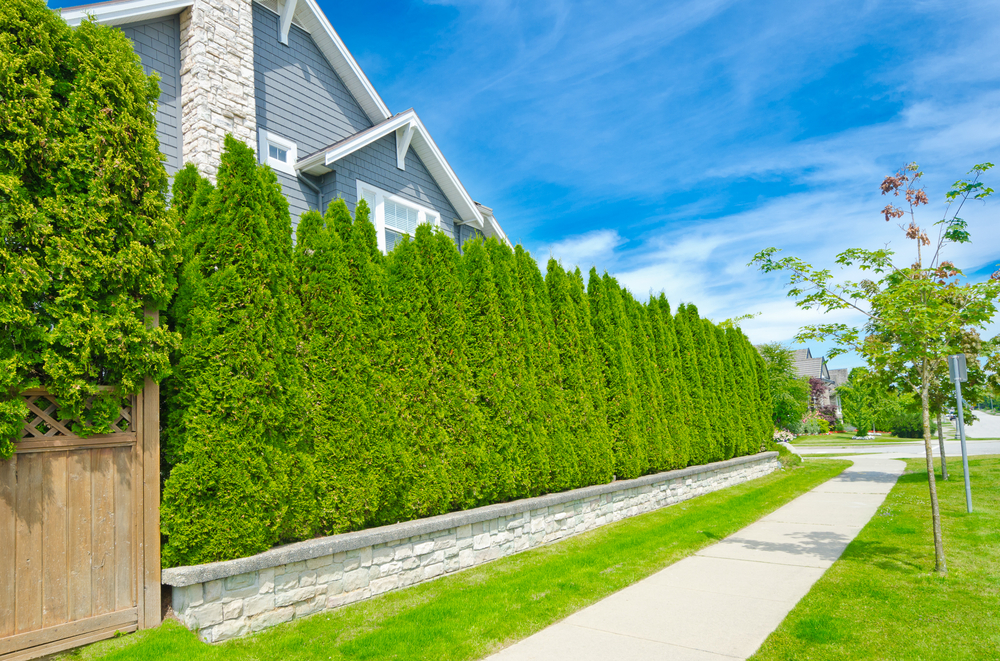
left=298, top=108, right=509, bottom=244
left=792, top=348, right=830, bottom=381
left=59, top=0, right=391, bottom=124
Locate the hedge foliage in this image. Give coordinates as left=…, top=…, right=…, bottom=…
left=161, top=140, right=775, bottom=567
left=0, top=0, right=179, bottom=458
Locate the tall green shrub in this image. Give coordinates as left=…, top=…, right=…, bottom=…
left=647, top=296, right=691, bottom=467
left=160, top=137, right=308, bottom=566
left=672, top=305, right=712, bottom=463
left=624, top=291, right=672, bottom=471
left=0, top=0, right=179, bottom=456
left=588, top=270, right=646, bottom=479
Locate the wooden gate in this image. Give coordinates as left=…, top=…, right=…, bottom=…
left=0, top=378, right=160, bottom=661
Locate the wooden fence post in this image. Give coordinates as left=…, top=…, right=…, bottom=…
left=142, top=308, right=161, bottom=628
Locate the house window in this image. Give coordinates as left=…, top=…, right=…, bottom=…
left=356, top=180, right=443, bottom=253
left=258, top=130, right=297, bottom=176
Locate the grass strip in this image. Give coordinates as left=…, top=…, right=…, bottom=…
left=68, top=459, right=849, bottom=661
left=751, top=455, right=1000, bottom=660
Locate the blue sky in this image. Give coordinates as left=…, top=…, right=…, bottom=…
left=53, top=0, right=1000, bottom=368
left=326, top=0, right=1000, bottom=368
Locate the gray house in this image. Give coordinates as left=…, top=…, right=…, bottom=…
left=791, top=348, right=841, bottom=416
left=61, top=0, right=509, bottom=252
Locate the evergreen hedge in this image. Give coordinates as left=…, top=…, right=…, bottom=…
left=0, top=0, right=179, bottom=458
left=161, top=140, right=774, bottom=566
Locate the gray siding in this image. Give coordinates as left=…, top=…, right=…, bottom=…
left=253, top=1, right=373, bottom=222
left=120, top=16, right=183, bottom=176
left=331, top=134, right=461, bottom=241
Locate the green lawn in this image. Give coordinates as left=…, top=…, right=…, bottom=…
left=799, top=452, right=882, bottom=458
left=792, top=432, right=920, bottom=447
left=751, top=455, right=1000, bottom=660
left=65, top=459, right=849, bottom=661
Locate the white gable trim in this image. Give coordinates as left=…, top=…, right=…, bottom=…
left=60, top=0, right=193, bottom=26
left=296, top=109, right=509, bottom=240
left=60, top=0, right=391, bottom=125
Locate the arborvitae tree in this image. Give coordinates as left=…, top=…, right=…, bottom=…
left=546, top=261, right=612, bottom=484
left=726, top=328, right=763, bottom=455
left=588, top=269, right=646, bottom=479
left=295, top=205, right=381, bottom=533
left=672, top=304, right=713, bottom=464
left=460, top=239, right=525, bottom=502
left=711, top=324, right=746, bottom=459
left=160, top=136, right=307, bottom=565
left=647, top=295, right=692, bottom=467
left=326, top=197, right=353, bottom=242
left=517, top=250, right=580, bottom=491
left=752, top=349, right=776, bottom=443
left=623, top=292, right=672, bottom=471
left=486, top=240, right=549, bottom=496
left=0, top=0, right=179, bottom=454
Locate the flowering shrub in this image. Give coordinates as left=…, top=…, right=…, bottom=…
left=773, top=429, right=795, bottom=443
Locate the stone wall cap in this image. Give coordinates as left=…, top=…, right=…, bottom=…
left=162, top=451, right=778, bottom=587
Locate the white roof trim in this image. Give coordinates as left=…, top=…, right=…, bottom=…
left=60, top=0, right=391, bottom=125
left=293, top=0, right=390, bottom=124
left=297, top=109, right=510, bottom=244
left=60, top=0, right=193, bottom=26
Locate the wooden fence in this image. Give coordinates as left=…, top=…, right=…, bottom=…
left=0, top=375, right=160, bottom=660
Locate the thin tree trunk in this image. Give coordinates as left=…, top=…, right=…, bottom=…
left=922, top=371, right=946, bottom=574
left=936, top=412, right=948, bottom=480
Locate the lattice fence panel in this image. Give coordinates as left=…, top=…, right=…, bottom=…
left=19, top=390, right=134, bottom=439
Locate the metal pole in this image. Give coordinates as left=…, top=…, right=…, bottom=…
left=953, top=381, right=973, bottom=513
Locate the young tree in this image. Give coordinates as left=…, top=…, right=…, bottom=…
left=757, top=343, right=811, bottom=431
left=160, top=137, right=307, bottom=565
left=752, top=162, right=1000, bottom=573
left=838, top=367, right=903, bottom=436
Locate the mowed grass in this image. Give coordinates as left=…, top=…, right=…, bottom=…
left=792, top=432, right=919, bottom=447
left=752, top=455, right=1000, bottom=661
left=67, top=460, right=849, bottom=661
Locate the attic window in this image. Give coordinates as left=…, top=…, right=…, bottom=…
left=358, top=180, right=441, bottom=254
left=258, top=130, right=297, bottom=176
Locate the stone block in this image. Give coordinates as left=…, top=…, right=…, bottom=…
left=327, top=588, right=370, bottom=610
left=456, top=524, right=472, bottom=538
left=459, top=548, right=475, bottom=569
left=370, top=574, right=399, bottom=595
left=420, top=550, right=445, bottom=567
left=413, top=541, right=435, bottom=555
left=210, top=618, right=249, bottom=642
left=394, top=544, right=413, bottom=560
left=473, top=533, right=491, bottom=551
left=343, top=568, right=370, bottom=592
left=204, top=580, right=222, bottom=603
left=300, top=571, right=317, bottom=588
left=223, top=572, right=256, bottom=592
left=223, top=599, right=243, bottom=620
left=190, top=601, right=224, bottom=628
left=258, top=568, right=275, bottom=594
left=306, top=555, right=333, bottom=570
left=444, top=556, right=460, bottom=573
left=424, top=563, right=444, bottom=580
left=360, top=547, right=373, bottom=567
left=249, top=606, right=294, bottom=633
left=401, top=556, right=420, bottom=571
left=275, top=586, right=316, bottom=608
left=275, top=574, right=298, bottom=593
left=294, top=595, right=326, bottom=618
left=326, top=579, right=344, bottom=596
left=372, top=546, right=395, bottom=564
left=243, top=593, right=275, bottom=618
left=318, top=564, right=344, bottom=584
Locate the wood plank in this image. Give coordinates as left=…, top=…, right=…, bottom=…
left=21, top=387, right=117, bottom=396
left=113, top=447, right=133, bottom=612
left=15, top=435, right=135, bottom=454
left=13, top=454, right=42, bottom=634
left=0, top=607, right=137, bottom=656
left=91, top=448, right=115, bottom=616
left=41, top=452, right=68, bottom=628
left=20, top=401, right=73, bottom=438
left=66, top=451, right=92, bottom=621
left=0, top=456, right=16, bottom=638
left=141, top=374, right=161, bottom=627
left=132, top=392, right=144, bottom=629
left=0, top=618, right=137, bottom=661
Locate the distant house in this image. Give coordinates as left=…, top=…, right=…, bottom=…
left=60, top=0, right=509, bottom=253
left=791, top=348, right=841, bottom=416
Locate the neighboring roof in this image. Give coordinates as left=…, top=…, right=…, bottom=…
left=298, top=109, right=509, bottom=244
left=59, top=0, right=391, bottom=124
left=828, top=368, right=851, bottom=387
left=792, top=348, right=831, bottom=381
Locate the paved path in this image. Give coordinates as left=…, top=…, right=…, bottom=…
left=487, top=456, right=904, bottom=661
left=795, top=438, right=1000, bottom=458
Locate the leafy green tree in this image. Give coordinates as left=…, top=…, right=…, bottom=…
left=1, top=0, right=179, bottom=456
left=726, top=328, right=765, bottom=454
left=589, top=270, right=646, bottom=478
left=671, top=305, right=712, bottom=463
left=160, top=137, right=307, bottom=565
left=838, top=368, right=903, bottom=436
left=647, top=295, right=693, bottom=467
left=546, top=261, right=613, bottom=484
left=624, top=292, right=672, bottom=471
left=757, top=343, right=811, bottom=432
left=752, top=162, right=1000, bottom=573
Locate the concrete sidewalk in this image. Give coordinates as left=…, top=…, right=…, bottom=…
left=486, top=456, right=905, bottom=661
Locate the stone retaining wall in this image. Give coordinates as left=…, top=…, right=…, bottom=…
left=163, top=452, right=779, bottom=642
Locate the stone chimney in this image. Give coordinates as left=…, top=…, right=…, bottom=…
left=178, top=0, right=257, bottom=180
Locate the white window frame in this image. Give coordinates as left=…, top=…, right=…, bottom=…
left=258, top=130, right=297, bottom=176
left=356, top=179, right=440, bottom=253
